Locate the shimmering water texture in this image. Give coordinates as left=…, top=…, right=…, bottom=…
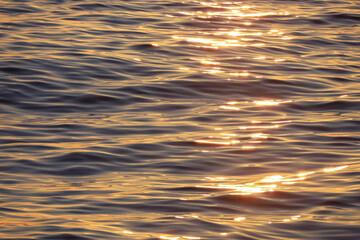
left=0, top=0, right=359, bottom=239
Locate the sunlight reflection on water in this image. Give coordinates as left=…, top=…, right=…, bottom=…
left=197, top=165, right=349, bottom=195
left=0, top=0, right=359, bottom=239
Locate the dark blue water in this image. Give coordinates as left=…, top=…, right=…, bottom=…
left=0, top=0, right=359, bottom=239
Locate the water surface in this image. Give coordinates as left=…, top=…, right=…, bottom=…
left=0, top=0, right=359, bottom=239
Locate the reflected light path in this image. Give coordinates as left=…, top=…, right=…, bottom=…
left=195, top=99, right=292, bottom=148
left=172, top=0, right=294, bottom=82
left=197, top=165, right=349, bottom=195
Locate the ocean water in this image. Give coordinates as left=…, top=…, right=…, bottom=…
left=0, top=0, right=359, bottom=239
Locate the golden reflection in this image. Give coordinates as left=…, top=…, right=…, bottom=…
left=227, top=101, right=238, bottom=105
left=196, top=183, right=277, bottom=195
left=282, top=215, right=302, bottom=223
left=242, top=145, right=256, bottom=150
left=196, top=99, right=293, bottom=149
left=253, top=100, right=292, bottom=106
left=219, top=105, right=240, bottom=110
left=204, top=176, right=228, bottom=181
left=195, top=121, right=280, bottom=148
left=173, top=36, right=247, bottom=48
left=200, top=2, right=253, bottom=9
left=195, top=138, right=241, bottom=146
left=203, top=68, right=223, bottom=74
left=179, top=67, right=190, bottom=71
left=251, top=43, right=265, bottom=47
left=174, top=1, right=292, bottom=54
left=239, top=124, right=279, bottom=130
left=198, top=59, right=220, bottom=65
left=234, top=217, right=246, bottom=221
left=0, top=163, right=352, bottom=239
left=172, top=0, right=295, bottom=87
left=297, top=171, right=315, bottom=177
left=179, top=11, right=195, bottom=16
left=204, top=10, right=287, bottom=18
left=254, top=56, right=266, bottom=60
left=159, top=236, right=201, bottom=240
left=251, top=133, right=269, bottom=139
left=198, top=165, right=350, bottom=195
left=160, top=236, right=180, bottom=240
left=220, top=99, right=293, bottom=110
left=323, top=165, right=348, bottom=172
left=268, top=29, right=284, bottom=35
left=274, top=58, right=286, bottom=62
left=208, top=30, right=263, bottom=37
left=271, top=120, right=292, bottom=124
left=230, top=72, right=250, bottom=77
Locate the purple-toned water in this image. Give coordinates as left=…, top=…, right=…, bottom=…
left=0, top=0, right=359, bottom=239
